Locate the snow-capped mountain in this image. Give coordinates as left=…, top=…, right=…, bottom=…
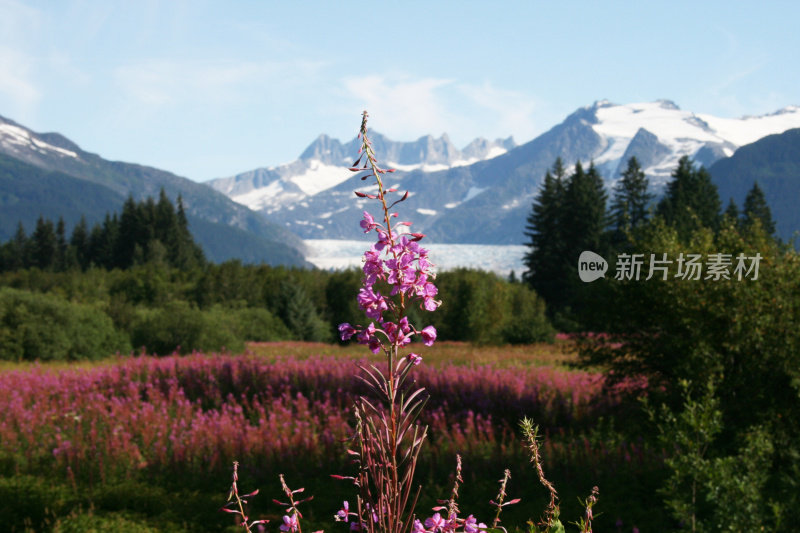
left=207, top=132, right=515, bottom=213
left=211, top=100, right=800, bottom=245
left=0, top=114, right=309, bottom=266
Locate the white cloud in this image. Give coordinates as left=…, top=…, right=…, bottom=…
left=342, top=74, right=458, bottom=138
left=341, top=74, right=540, bottom=145
left=114, top=57, right=327, bottom=110
left=0, top=47, right=41, bottom=113
left=0, top=0, right=42, bottom=117
left=456, top=81, right=539, bottom=141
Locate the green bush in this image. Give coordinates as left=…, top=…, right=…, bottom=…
left=0, top=475, right=75, bottom=532
left=224, top=306, right=292, bottom=342
left=0, top=287, right=130, bottom=361
left=52, top=511, right=167, bottom=533
left=131, top=301, right=244, bottom=355
left=501, top=282, right=555, bottom=344
left=431, top=269, right=554, bottom=344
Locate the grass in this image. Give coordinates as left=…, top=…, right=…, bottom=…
left=0, top=340, right=578, bottom=374
left=246, top=339, right=578, bottom=369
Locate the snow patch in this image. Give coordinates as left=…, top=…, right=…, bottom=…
left=290, top=159, right=351, bottom=196
left=0, top=123, right=78, bottom=159
left=463, top=186, right=487, bottom=202
left=416, top=208, right=437, bottom=216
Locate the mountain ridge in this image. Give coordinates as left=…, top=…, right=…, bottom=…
left=211, top=100, right=800, bottom=245
left=0, top=114, right=310, bottom=266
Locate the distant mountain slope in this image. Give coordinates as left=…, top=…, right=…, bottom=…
left=0, top=115, right=309, bottom=266
left=221, top=100, right=800, bottom=244
left=207, top=132, right=515, bottom=214
left=710, top=128, right=800, bottom=243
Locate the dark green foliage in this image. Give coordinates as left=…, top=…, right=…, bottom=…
left=578, top=220, right=799, bottom=527
left=0, top=190, right=205, bottom=273
left=523, top=159, right=609, bottom=327
left=656, top=156, right=721, bottom=239
left=722, top=197, right=739, bottom=226
left=431, top=268, right=554, bottom=344
left=0, top=287, right=129, bottom=361
left=277, top=280, right=332, bottom=342
left=645, top=381, right=777, bottom=531
left=501, top=283, right=555, bottom=344
left=130, top=300, right=243, bottom=355
left=0, top=475, right=76, bottom=532
left=523, top=158, right=567, bottom=305
left=609, top=156, right=653, bottom=236
left=742, top=181, right=776, bottom=235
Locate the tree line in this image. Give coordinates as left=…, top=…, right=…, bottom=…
left=522, top=154, right=776, bottom=329
left=521, top=154, right=798, bottom=529
left=0, top=189, right=205, bottom=273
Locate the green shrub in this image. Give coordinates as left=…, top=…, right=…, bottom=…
left=431, top=269, right=554, bottom=345
left=0, top=475, right=75, bottom=531
left=131, top=301, right=243, bottom=355
left=0, top=287, right=130, bottom=361
left=224, top=306, right=292, bottom=342
left=52, top=511, right=167, bottom=533
left=501, top=283, right=555, bottom=344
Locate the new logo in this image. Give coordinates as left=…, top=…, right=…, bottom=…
left=578, top=251, right=608, bottom=282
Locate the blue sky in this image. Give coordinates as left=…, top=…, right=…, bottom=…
left=0, top=1, right=797, bottom=182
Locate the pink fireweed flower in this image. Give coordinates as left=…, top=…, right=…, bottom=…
left=383, top=321, right=411, bottom=347
left=362, top=247, right=384, bottom=286
left=424, top=513, right=446, bottom=532
left=464, top=515, right=486, bottom=533
left=420, top=325, right=437, bottom=347
left=412, top=519, right=430, bottom=533
left=335, top=501, right=354, bottom=522
left=280, top=514, right=298, bottom=532
left=357, top=287, right=388, bottom=321
left=360, top=211, right=378, bottom=233
left=338, top=323, right=357, bottom=341
left=407, top=353, right=422, bottom=365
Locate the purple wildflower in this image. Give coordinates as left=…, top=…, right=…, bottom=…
left=412, top=519, right=429, bottom=533
left=360, top=211, right=378, bottom=233
left=464, top=515, right=486, bottom=533
left=279, top=514, right=298, bottom=532
left=424, top=513, right=446, bottom=532
left=421, top=325, right=437, bottom=347
left=339, top=323, right=357, bottom=341
left=407, top=353, right=422, bottom=365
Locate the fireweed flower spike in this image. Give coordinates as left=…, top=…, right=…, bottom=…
left=335, top=111, right=439, bottom=533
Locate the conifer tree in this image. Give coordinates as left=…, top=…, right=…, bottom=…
left=55, top=217, right=68, bottom=271
left=116, top=196, right=141, bottom=268
left=561, top=160, right=608, bottom=259
left=31, top=216, right=57, bottom=270
left=522, top=158, right=566, bottom=305
left=723, top=198, right=740, bottom=225
left=656, top=156, right=721, bottom=239
left=742, top=181, right=776, bottom=236
left=70, top=216, right=90, bottom=270
left=610, top=156, right=652, bottom=234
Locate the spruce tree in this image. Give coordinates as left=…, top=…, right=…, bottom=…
left=116, top=196, right=141, bottom=268
left=522, top=158, right=566, bottom=305
left=742, top=181, right=776, bottom=236
left=723, top=198, right=740, bottom=224
left=55, top=217, right=68, bottom=271
left=70, top=216, right=90, bottom=270
left=31, top=216, right=57, bottom=270
left=561, top=161, right=608, bottom=258
left=656, top=156, right=721, bottom=239
left=610, top=156, right=652, bottom=234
